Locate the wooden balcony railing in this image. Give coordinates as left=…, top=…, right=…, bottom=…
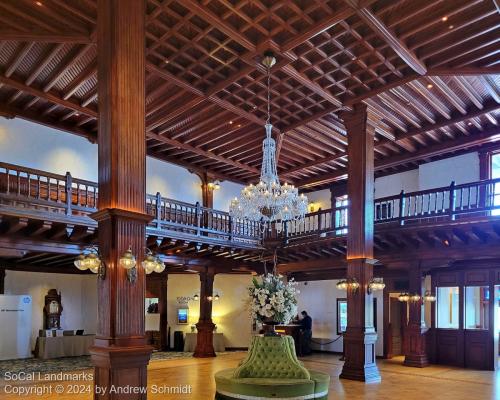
left=1, top=162, right=500, bottom=245
left=277, top=178, right=500, bottom=241
left=0, top=162, right=260, bottom=245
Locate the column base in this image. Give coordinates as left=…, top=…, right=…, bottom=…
left=90, top=344, right=153, bottom=400
left=403, top=324, right=429, bottom=368
left=404, top=354, right=429, bottom=368
left=340, top=329, right=381, bottom=383
left=194, top=320, right=216, bottom=358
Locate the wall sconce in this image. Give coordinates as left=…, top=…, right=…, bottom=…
left=423, top=291, right=436, bottom=302
left=193, top=293, right=199, bottom=301
left=367, top=277, right=385, bottom=294
left=141, top=249, right=165, bottom=274
left=207, top=180, right=221, bottom=191
left=207, top=295, right=213, bottom=301
left=120, top=246, right=137, bottom=283
left=398, top=293, right=410, bottom=302
left=74, top=246, right=105, bottom=279
left=336, top=278, right=359, bottom=291
left=409, top=294, right=421, bottom=302
left=308, top=203, right=318, bottom=213
left=214, top=293, right=220, bottom=301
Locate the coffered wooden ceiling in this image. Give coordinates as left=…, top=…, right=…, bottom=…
left=0, top=0, right=499, bottom=189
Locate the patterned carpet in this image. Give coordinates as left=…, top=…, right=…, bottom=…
left=0, top=352, right=228, bottom=378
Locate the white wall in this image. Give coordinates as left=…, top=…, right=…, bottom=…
left=0, top=117, right=237, bottom=207
left=306, top=188, right=331, bottom=212
left=3, top=270, right=98, bottom=350
left=296, top=280, right=384, bottom=356
left=167, top=273, right=253, bottom=349
left=375, top=169, right=419, bottom=199
left=214, top=180, right=244, bottom=212
left=419, top=152, right=479, bottom=189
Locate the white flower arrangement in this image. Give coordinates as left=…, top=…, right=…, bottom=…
left=247, top=273, right=299, bottom=324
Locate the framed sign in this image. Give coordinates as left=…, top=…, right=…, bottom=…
left=337, top=298, right=378, bottom=334
left=337, top=298, right=347, bottom=335
left=177, top=308, right=189, bottom=324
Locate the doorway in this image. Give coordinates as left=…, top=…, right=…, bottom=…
left=387, top=294, right=406, bottom=358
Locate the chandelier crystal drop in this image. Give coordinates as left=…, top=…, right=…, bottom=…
left=230, top=52, right=308, bottom=224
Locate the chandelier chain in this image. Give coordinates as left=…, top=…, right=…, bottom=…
left=267, top=65, right=271, bottom=124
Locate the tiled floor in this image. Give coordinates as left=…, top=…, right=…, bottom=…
left=0, top=352, right=497, bottom=399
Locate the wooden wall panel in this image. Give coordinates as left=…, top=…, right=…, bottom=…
left=436, top=330, right=464, bottom=367
left=465, top=330, right=490, bottom=370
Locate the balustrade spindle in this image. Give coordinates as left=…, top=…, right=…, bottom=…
left=449, top=181, right=456, bottom=220
left=398, top=190, right=405, bottom=225
left=155, top=192, right=162, bottom=229
left=195, top=202, right=201, bottom=236
left=65, top=172, right=72, bottom=216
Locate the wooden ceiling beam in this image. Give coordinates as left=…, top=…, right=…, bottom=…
left=0, top=74, right=98, bottom=118
left=297, top=125, right=500, bottom=188
left=342, top=1, right=426, bottom=75
left=181, top=0, right=256, bottom=52
left=0, top=103, right=95, bottom=141
left=0, top=29, right=94, bottom=44
left=146, top=63, right=266, bottom=128
left=146, top=131, right=259, bottom=175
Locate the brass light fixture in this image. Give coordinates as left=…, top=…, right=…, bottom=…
left=74, top=246, right=105, bottom=279
left=410, top=294, right=421, bottom=302
left=367, top=277, right=385, bottom=294
left=207, top=180, right=221, bottom=191
left=141, top=249, right=165, bottom=275
left=120, top=246, right=137, bottom=283
left=398, top=293, right=410, bottom=302
left=423, top=291, right=436, bottom=302
left=336, top=278, right=359, bottom=291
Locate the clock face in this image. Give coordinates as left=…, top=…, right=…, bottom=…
left=49, top=300, right=59, bottom=314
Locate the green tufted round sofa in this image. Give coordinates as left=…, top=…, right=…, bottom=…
left=214, top=335, right=330, bottom=399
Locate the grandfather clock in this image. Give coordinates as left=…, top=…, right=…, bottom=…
left=43, top=289, right=63, bottom=329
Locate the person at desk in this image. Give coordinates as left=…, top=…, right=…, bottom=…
left=299, top=310, right=312, bottom=355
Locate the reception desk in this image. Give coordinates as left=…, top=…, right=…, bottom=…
left=35, top=335, right=95, bottom=359
left=183, top=332, right=225, bottom=352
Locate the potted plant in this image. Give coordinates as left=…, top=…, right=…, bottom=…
left=248, top=273, right=299, bottom=336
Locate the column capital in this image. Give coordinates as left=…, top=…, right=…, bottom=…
left=91, top=208, right=153, bottom=224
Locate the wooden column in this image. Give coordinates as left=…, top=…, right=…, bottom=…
left=199, top=172, right=214, bottom=209
left=194, top=267, right=216, bottom=358
left=158, top=275, right=168, bottom=351
left=0, top=268, right=5, bottom=294
left=90, top=0, right=152, bottom=398
left=339, top=103, right=381, bottom=383
left=404, top=262, right=429, bottom=367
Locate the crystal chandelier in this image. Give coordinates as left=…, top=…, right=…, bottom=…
left=230, top=52, right=308, bottom=224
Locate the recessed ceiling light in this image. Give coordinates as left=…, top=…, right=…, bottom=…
left=449, top=25, right=454, bottom=29
left=164, top=59, right=169, bottom=64
left=427, top=83, right=433, bottom=89
left=35, top=1, right=42, bottom=6
left=75, top=112, right=79, bottom=116
left=229, top=120, right=233, bottom=124
left=237, top=124, right=241, bottom=128
left=467, top=122, right=473, bottom=126
left=441, top=16, right=448, bottom=22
